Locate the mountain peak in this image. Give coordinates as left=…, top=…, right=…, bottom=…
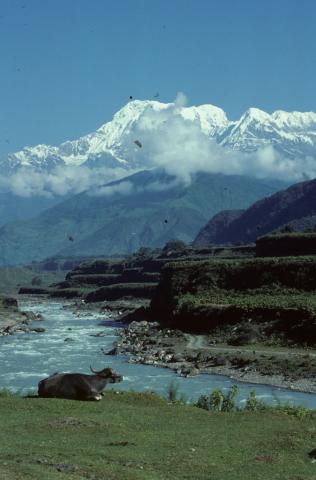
left=2, top=100, right=316, bottom=177
left=271, top=110, right=316, bottom=130
left=241, top=107, right=270, bottom=123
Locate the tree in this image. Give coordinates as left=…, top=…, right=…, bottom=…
left=162, top=239, right=187, bottom=255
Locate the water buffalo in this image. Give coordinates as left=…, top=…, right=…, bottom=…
left=38, top=366, right=122, bottom=401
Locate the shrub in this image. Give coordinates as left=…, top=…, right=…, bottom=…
left=165, top=381, right=187, bottom=404
left=210, top=389, right=224, bottom=411
left=195, top=394, right=212, bottom=411
left=245, top=390, right=266, bottom=411
left=0, top=388, right=18, bottom=398
left=273, top=404, right=313, bottom=419
left=162, top=239, right=187, bottom=256
left=166, top=380, right=180, bottom=402
left=195, top=385, right=239, bottom=412
left=222, top=385, right=239, bottom=412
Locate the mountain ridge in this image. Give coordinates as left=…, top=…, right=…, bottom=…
left=193, top=177, right=316, bottom=246
left=0, top=169, right=285, bottom=265
left=2, top=100, right=316, bottom=176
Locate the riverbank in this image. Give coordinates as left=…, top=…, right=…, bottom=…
left=63, top=297, right=316, bottom=394
left=10, top=295, right=316, bottom=398
left=113, top=318, right=316, bottom=394
left=0, top=296, right=44, bottom=336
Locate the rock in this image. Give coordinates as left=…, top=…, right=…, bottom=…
left=64, top=337, right=75, bottom=342
left=2, top=297, right=18, bottom=309
left=179, top=365, right=196, bottom=377
left=105, top=346, right=120, bottom=355
left=214, top=356, right=228, bottom=366
left=229, top=333, right=258, bottom=346
left=172, top=354, right=186, bottom=362
left=30, top=327, right=46, bottom=333
left=90, top=331, right=107, bottom=337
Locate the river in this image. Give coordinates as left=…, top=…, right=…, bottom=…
left=0, top=297, right=315, bottom=409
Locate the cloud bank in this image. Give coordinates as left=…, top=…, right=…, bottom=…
left=0, top=165, right=131, bottom=198
left=1, top=92, right=316, bottom=197
left=134, top=92, right=316, bottom=184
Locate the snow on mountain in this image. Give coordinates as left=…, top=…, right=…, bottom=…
left=2, top=100, right=316, bottom=176
left=221, top=107, right=316, bottom=156
left=180, top=104, right=229, bottom=136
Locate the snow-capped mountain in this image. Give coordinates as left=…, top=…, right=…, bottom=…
left=220, top=107, right=316, bottom=156
left=2, top=100, right=316, bottom=176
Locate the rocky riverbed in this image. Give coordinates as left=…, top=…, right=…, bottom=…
left=110, top=318, right=316, bottom=394
left=0, top=296, right=44, bottom=336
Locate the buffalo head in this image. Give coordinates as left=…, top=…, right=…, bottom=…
left=90, top=366, right=123, bottom=383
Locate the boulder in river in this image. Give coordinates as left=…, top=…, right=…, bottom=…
left=30, top=327, right=46, bottom=333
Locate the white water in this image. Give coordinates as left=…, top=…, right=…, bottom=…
left=0, top=298, right=315, bottom=409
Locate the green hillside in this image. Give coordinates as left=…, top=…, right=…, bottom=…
left=0, top=266, right=63, bottom=294
left=0, top=192, right=61, bottom=226
left=194, top=177, right=316, bottom=245
left=0, top=170, right=285, bottom=265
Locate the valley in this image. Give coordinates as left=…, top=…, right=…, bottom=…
left=2, top=3, right=316, bottom=478
left=6, top=235, right=315, bottom=397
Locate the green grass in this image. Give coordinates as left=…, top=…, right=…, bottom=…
left=0, top=267, right=64, bottom=295
left=0, top=391, right=315, bottom=480
left=178, top=290, right=316, bottom=315
left=163, top=256, right=316, bottom=293
left=49, top=287, right=95, bottom=298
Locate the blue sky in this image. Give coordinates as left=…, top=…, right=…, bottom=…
left=1, top=0, right=316, bottom=156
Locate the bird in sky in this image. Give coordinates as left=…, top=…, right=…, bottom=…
left=134, top=140, right=142, bottom=148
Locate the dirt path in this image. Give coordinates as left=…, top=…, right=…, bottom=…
left=185, top=334, right=208, bottom=349
left=184, top=334, right=316, bottom=358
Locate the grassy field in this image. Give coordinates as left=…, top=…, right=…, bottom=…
left=0, top=391, right=315, bottom=480
left=0, top=267, right=64, bottom=295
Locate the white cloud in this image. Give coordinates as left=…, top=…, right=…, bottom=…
left=91, top=180, right=134, bottom=197
left=132, top=93, right=316, bottom=183
left=0, top=165, right=133, bottom=198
